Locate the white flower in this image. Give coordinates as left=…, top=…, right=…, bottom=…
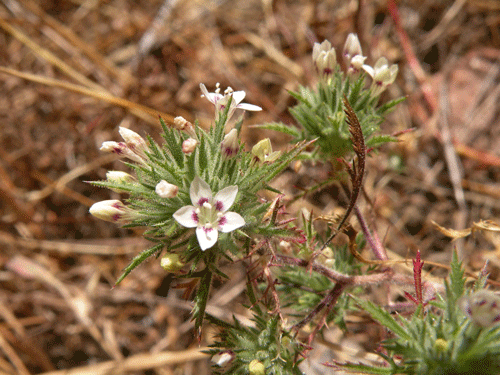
left=363, top=57, right=398, bottom=96
left=89, top=200, right=133, bottom=225
left=459, top=290, right=500, bottom=327
left=155, top=180, right=178, bottom=198
left=173, top=177, right=245, bottom=250
left=200, top=83, right=262, bottom=120
left=312, top=40, right=337, bottom=79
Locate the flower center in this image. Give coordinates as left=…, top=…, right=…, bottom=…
left=196, top=200, right=223, bottom=228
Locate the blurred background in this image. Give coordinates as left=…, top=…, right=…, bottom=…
left=1, top=0, right=500, bottom=373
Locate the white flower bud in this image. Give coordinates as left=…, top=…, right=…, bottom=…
left=220, top=129, right=239, bottom=158
left=106, top=171, right=134, bottom=183
left=343, top=33, right=363, bottom=62
left=182, top=138, right=198, bottom=154
left=211, top=351, right=234, bottom=367
left=312, top=40, right=336, bottom=79
left=89, top=200, right=132, bottom=224
left=155, top=180, right=178, bottom=198
left=118, top=127, right=147, bottom=153
left=100, top=141, right=144, bottom=163
left=174, top=116, right=196, bottom=138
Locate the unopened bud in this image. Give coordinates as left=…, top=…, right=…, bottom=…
left=100, top=141, right=144, bottom=164
left=155, top=180, right=178, bottom=198
left=211, top=351, right=234, bottom=367
left=106, top=171, right=134, bottom=183
left=182, top=138, right=198, bottom=154
left=160, top=253, right=184, bottom=272
left=118, top=127, right=147, bottom=153
left=434, top=338, right=448, bottom=352
left=174, top=116, right=196, bottom=137
left=89, top=200, right=132, bottom=225
left=343, top=33, right=363, bottom=62
left=249, top=359, right=265, bottom=375
left=312, top=40, right=336, bottom=79
left=221, top=129, right=239, bottom=158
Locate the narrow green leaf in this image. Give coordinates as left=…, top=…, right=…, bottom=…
left=353, top=296, right=412, bottom=341
left=115, top=244, right=163, bottom=286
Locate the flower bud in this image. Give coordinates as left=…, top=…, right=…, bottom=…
left=221, top=128, right=239, bottom=158
left=312, top=40, right=336, bottom=79
left=118, top=127, right=147, bottom=154
left=106, top=171, right=134, bottom=183
left=434, top=338, right=448, bottom=352
left=343, top=33, right=363, bottom=62
left=182, top=138, right=198, bottom=154
left=160, top=253, right=184, bottom=272
left=251, top=139, right=281, bottom=165
left=100, top=141, right=144, bottom=163
left=89, top=200, right=132, bottom=224
left=249, top=359, right=265, bottom=375
left=211, top=351, right=234, bottom=367
left=155, top=180, right=178, bottom=198
left=174, top=116, right=196, bottom=138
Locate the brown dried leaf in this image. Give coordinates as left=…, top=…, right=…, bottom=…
left=473, top=220, right=500, bottom=232
left=431, top=220, right=472, bottom=240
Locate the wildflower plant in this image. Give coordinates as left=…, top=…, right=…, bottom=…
left=87, top=33, right=500, bottom=375
left=90, top=84, right=309, bottom=333
left=260, top=33, right=404, bottom=161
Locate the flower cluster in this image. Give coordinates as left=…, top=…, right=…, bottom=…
left=312, top=33, right=398, bottom=96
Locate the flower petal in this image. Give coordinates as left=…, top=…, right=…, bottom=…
left=190, top=176, right=212, bottom=206
left=199, top=83, right=221, bottom=105
left=173, top=205, right=198, bottom=227
left=214, top=185, right=238, bottom=212
left=231, top=91, right=246, bottom=105
left=237, top=103, right=262, bottom=111
left=196, top=226, right=218, bottom=250
left=218, top=212, right=245, bottom=232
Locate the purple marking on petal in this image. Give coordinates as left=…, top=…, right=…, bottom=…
left=204, top=226, right=215, bottom=234
left=494, top=315, right=500, bottom=322
left=112, top=214, right=121, bottom=222
left=477, top=299, right=488, bottom=307
left=215, top=201, right=224, bottom=211
left=197, top=197, right=209, bottom=206
left=191, top=211, right=199, bottom=223
left=323, top=69, right=333, bottom=75
left=218, top=215, right=227, bottom=227
left=492, top=301, right=498, bottom=309
left=466, top=307, right=472, bottom=316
